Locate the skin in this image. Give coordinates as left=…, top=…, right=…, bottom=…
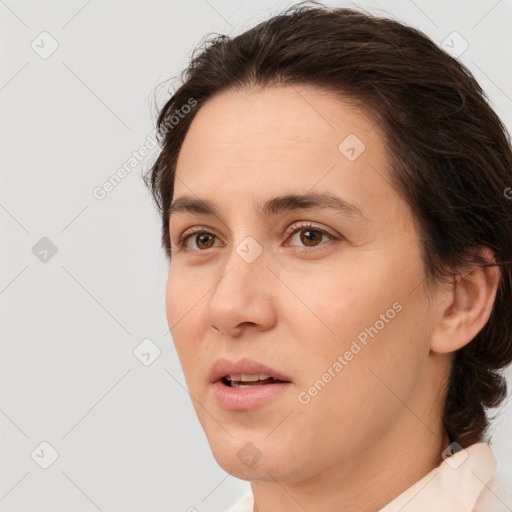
left=165, top=84, right=500, bottom=512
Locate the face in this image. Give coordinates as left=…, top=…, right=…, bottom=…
left=166, top=85, right=445, bottom=483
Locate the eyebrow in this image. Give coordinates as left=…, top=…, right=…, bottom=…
left=168, top=192, right=367, bottom=221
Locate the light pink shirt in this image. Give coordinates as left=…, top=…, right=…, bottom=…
left=227, top=442, right=511, bottom=512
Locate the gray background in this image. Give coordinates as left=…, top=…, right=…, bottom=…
left=1, top=1, right=511, bottom=511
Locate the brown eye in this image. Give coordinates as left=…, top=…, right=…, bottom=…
left=299, top=229, right=324, bottom=247
left=286, top=222, right=336, bottom=249
left=177, top=230, right=221, bottom=251
left=194, top=233, right=216, bottom=250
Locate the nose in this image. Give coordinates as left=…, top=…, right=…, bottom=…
left=206, top=243, right=278, bottom=337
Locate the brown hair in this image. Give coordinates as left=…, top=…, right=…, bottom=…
left=145, top=1, right=512, bottom=447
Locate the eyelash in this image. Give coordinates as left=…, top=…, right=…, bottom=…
left=175, top=221, right=340, bottom=253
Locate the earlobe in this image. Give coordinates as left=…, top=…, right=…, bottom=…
left=429, top=248, right=501, bottom=355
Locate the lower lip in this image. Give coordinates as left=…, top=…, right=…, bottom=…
left=212, top=379, right=292, bottom=411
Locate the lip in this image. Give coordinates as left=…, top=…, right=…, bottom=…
left=212, top=380, right=292, bottom=411
left=209, top=358, right=292, bottom=384
left=209, top=358, right=293, bottom=411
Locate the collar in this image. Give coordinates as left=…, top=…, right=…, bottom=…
left=378, top=442, right=496, bottom=512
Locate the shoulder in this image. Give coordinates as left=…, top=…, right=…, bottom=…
left=226, top=490, right=253, bottom=512
left=473, top=473, right=512, bottom=512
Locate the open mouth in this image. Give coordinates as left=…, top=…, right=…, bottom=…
left=211, top=363, right=293, bottom=410
left=221, top=374, right=288, bottom=388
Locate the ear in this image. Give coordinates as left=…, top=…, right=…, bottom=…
left=430, top=247, right=501, bottom=354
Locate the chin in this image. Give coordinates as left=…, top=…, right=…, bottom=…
left=206, top=433, right=306, bottom=482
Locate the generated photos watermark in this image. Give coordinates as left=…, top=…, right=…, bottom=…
left=298, top=301, right=403, bottom=405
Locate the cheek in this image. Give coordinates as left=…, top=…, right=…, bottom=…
left=165, top=263, right=211, bottom=331
left=275, top=256, right=393, bottom=357
left=165, top=266, right=209, bottom=384
left=166, top=264, right=192, bottom=325
left=284, top=247, right=429, bottom=401
left=290, top=299, right=429, bottom=464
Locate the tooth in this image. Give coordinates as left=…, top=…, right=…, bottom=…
left=236, top=373, right=272, bottom=382
left=231, top=381, right=265, bottom=388
left=239, top=374, right=260, bottom=382
left=226, top=373, right=276, bottom=382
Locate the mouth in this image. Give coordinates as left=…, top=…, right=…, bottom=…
left=209, top=357, right=292, bottom=385
left=210, top=358, right=293, bottom=410
left=221, top=374, right=288, bottom=388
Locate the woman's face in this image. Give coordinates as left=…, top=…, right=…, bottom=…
left=166, top=85, right=446, bottom=483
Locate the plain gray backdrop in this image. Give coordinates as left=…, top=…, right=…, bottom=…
left=1, top=1, right=511, bottom=511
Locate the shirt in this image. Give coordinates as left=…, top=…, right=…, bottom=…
left=226, top=442, right=512, bottom=512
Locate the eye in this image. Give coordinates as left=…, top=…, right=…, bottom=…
left=284, top=221, right=338, bottom=249
left=175, top=221, right=340, bottom=253
left=177, top=230, right=223, bottom=251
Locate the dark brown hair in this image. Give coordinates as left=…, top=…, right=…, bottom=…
left=145, top=2, right=512, bottom=447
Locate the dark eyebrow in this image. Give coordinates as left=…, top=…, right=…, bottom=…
left=168, top=196, right=219, bottom=219
left=168, top=192, right=367, bottom=221
left=257, top=192, right=366, bottom=219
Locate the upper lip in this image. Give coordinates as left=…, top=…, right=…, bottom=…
left=209, top=358, right=292, bottom=383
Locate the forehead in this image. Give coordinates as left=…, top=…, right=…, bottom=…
left=176, top=84, right=381, bottom=171
left=173, top=84, right=397, bottom=220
